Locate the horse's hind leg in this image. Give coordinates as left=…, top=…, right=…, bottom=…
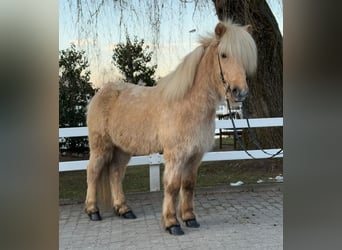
left=109, top=147, right=136, bottom=219
left=179, top=153, right=203, bottom=228
left=85, top=147, right=112, bottom=221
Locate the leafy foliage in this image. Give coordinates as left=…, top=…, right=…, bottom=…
left=112, top=35, right=157, bottom=86
left=59, top=44, right=96, bottom=152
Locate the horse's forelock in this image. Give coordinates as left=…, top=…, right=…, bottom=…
left=217, top=20, right=257, bottom=75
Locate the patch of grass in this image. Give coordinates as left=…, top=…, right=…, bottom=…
left=123, top=165, right=150, bottom=193
left=59, top=165, right=151, bottom=201
left=197, top=159, right=282, bottom=187
left=59, top=170, right=87, bottom=202
left=59, top=158, right=282, bottom=202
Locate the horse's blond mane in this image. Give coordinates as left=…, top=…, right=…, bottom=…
left=157, top=19, right=257, bottom=102
left=157, top=46, right=204, bottom=102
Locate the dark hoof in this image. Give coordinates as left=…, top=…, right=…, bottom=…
left=166, top=225, right=184, bottom=236
left=185, top=218, right=200, bottom=228
left=121, top=210, right=137, bottom=219
left=88, top=211, right=102, bottom=221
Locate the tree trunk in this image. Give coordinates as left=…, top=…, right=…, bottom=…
left=213, top=0, right=283, bottom=149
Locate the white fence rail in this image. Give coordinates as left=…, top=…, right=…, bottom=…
left=59, top=117, right=283, bottom=191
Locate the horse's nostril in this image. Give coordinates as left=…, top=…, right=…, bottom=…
left=231, top=87, right=248, bottom=101
left=232, top=88, right=238, bottom=96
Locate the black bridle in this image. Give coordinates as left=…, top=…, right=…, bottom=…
left=217, top=53, right=230, bottom=95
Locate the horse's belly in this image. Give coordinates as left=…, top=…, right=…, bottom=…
left=122, top=135, right=162, bottom=156
left=108, top=121, right=162, bottom=155
left=158, top=118, right=216, bottom=155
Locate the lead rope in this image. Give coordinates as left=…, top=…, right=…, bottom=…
left=244, top=112, right=284, bottom=157
left=225, top=99, right=259, bottom=159
left=225, top=98, right=283, bottom=159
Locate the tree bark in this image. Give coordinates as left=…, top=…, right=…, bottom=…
left=213, top=0, right=283, bottom=148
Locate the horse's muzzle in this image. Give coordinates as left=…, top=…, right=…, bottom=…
left=232, top=87, right=248, bottom=101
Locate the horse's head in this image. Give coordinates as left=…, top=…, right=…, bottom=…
left=214, top=20, right=257, bottom=102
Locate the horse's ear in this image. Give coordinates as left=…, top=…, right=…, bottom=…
left=244, top=24, right=253, bottom=34
left=215, top=22, right=227, bottom=39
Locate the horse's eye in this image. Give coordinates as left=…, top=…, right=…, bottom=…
left=221, top=53, right=227, bottom=59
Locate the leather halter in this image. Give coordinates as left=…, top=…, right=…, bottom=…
left=217, top=53, right=231, bottom=95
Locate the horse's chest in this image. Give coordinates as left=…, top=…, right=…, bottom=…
left=198, top=120, right=215, bottom=142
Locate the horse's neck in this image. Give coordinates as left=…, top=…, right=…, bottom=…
left=188, top=51, right=221, bottom=114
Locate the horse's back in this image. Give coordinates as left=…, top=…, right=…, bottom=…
left=87, top=82, right=163, bottom=155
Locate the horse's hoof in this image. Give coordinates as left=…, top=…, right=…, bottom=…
left=184, top=218, right=200, bottom=228
left=166, top=225, right=184, bottom=235
left=88, top=211, right=102, bottom=221
left=121, top=210, right=137, bottom=219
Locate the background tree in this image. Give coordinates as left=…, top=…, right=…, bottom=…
left=112, top=35, right=157, bottom=86
left=213, top=0, right=283, bottom=149
left=59, top=44, right=97, bottom=152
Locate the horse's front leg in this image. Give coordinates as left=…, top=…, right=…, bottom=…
left=162, top=159, right=183, bottom=235
left=179, top=154, right=203, bottom=228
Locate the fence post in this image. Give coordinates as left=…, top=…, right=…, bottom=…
left=148, top=154, right=162, bottom=191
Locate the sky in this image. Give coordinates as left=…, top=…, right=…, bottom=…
left=59, top=0, right=283, bottom=88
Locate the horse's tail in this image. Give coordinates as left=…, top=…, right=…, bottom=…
left=97, top=162, right=113, bottom=212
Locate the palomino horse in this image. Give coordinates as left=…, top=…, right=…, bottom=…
left=85, top=19, right=257, bottom=235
